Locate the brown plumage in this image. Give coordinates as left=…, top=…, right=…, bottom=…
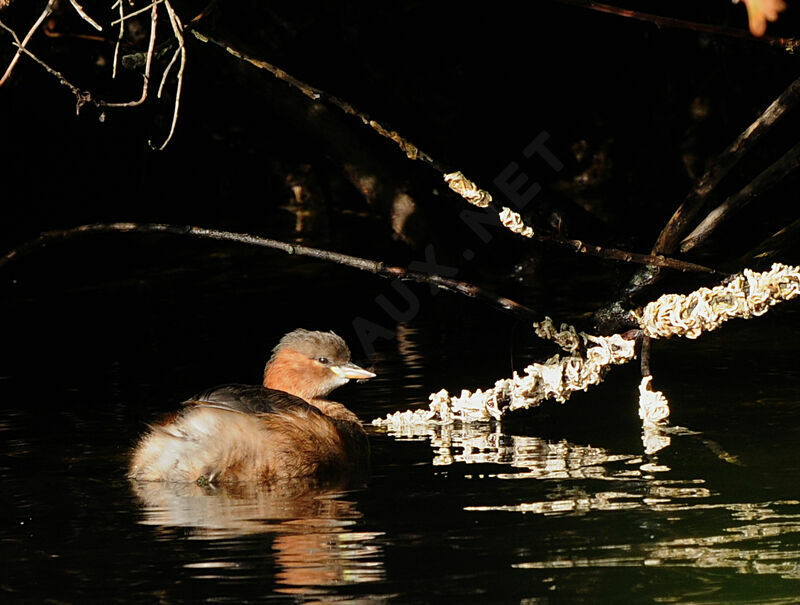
left=128, top=329, right=375, bottom=483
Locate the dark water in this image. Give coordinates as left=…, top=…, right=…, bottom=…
left=2, top=237, right=800, bottom=604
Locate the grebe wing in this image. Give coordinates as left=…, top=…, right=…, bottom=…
left=183, top=384, right=317, bottom=416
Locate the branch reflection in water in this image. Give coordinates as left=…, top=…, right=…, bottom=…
left=378, top=421, right=800, bottom=580
left=513, top=499, right=800, bottom=580
left=131, top=480, right=385, bottom=593
left=379, top=420, right=676, bottom=480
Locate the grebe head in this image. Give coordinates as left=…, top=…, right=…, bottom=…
left=263, top=329, right=375, bottom=401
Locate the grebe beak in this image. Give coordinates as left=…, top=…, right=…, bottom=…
left=331, top=362, right=376, bottom=380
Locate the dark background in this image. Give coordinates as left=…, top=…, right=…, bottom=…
left=2, top=5, right=800, bottom=603
left=1, top=0, right=799, bottom=332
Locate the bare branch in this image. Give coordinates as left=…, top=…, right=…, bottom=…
left=538, top=232, right=721, bottom=275
left=680, top=139, right=800, bottom=253
left=110, top=0, right=164, bottom=26
left=151, top=0, right=186, bottom=150
left=112, top=0, right=125, bottom=78
left=68, top=0, right=102, bottom=32
left=0, top=17, right=95, bottom=112
left=652, top=74, right=800, bottom=256
left=375, top=263, right=800, bottom=427
left=190, top=30, right=447, bottom=172
left=191, top=30, right=721, bottom=276
left=0, top=0, right=55, bottom=87
left=0, top=222, right=541, bottom=321
left=550, top=0, right=799, bottom=51
left=100, top=0, right=158, bottom=108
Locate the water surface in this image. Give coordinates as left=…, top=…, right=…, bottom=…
left=2, top=238, right=800, bottom=603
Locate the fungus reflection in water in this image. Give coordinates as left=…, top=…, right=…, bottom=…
left=379, top=419, right=800, bottom=580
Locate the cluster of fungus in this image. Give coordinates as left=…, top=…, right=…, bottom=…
left=637, top=263, right=800, bottom=339
left=443, top=171, right=536, bottom=238
left=373, top=317, right=637, bottom=428
left=373, top=263, right=800, bottom=433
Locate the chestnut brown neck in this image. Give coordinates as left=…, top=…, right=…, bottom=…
left=263, top=347, right=360, bottom=424
left=263, top=348, right=329, bottom=402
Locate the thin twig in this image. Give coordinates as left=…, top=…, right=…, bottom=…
left=188, top=0, right=219, bottom=24
left=0, top=1, right=163, bottom=113
left=0, top=223, right=541, bottom=321
left=101, top=0, right=158, bottom=108
left=157, top=11, right=182, bottom=98
left=537, top=233, right=721, bottom=275
left=190, top=30, right=447, bottom=173
left=110, top=0, right=164, bottom=26
left=112, top=0, right=124, bottom=78
left=151, top=0, right=185, bottom=150
left=680, top=139, right=800, bottom=253
left=0, top=0, right=55, bottom=87
left=550, top=0, right=799, bottom=51
left=0, top=17, right=95, bottom=111
left=68, top=0, right=102, bottom=32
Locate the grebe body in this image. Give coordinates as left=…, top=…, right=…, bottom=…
left=128, top=330, right=374, bottom=483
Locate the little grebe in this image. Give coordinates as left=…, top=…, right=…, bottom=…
left=128, top=329, right=375, bottom=483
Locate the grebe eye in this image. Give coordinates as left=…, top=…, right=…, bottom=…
left=317, top=357, right=329, bottom=365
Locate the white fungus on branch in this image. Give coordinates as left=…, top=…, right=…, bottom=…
left=373, top=263, right=800, bottom=431
left=443, top=171, right=493, bottom=208
left=637, top=262, right=800, bottom=339
left=638, top=375, right=670, bottom=427
left=499, top=207, right=535, bottom=238
left=638, top=375, right=672, bottom=455
left=443, top=172, right=536, bottom=238
left=372, top=318, right=637, bottom=429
